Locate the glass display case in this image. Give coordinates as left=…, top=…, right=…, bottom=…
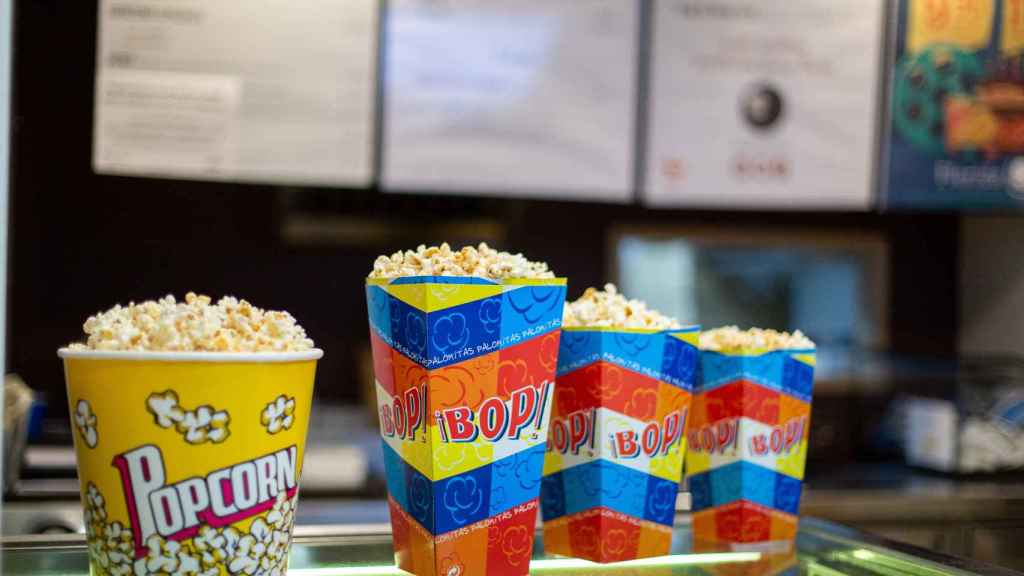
left=3, top=517, right=1017, bottom=576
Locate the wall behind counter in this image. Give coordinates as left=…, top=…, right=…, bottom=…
left=6, top=0, right=962, bottom=421
left=960, top=216, right=1024, bottom=357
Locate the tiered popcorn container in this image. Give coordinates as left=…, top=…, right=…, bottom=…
left=686, top=347, right=815, bottom=545
left=541, top=326, right=701, bottom=563
left=366, top=276, right=567, bottom=576
left=59, top=348, right=322, bottom=576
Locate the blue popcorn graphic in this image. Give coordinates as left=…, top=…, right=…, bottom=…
left=613, top=332, right=653, bottom=357
left=646, top=478, right=677, bottom=526
left=405, top=312, right=427, bottom=355
left=508, top=286, right=562, bottom=324
left=432, top=312, right=471, bottom=354
left=478, top=299, right=502, bottom=336
left=408, top=473, right=433, bottom=527
left=443, top=476, right=484, bottom=526
left=514, top=448, right=545, bottom=491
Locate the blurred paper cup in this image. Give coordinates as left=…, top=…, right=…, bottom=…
left=366, top=276, right=567, bottom=576
left=58, top=348, right=322, bottom=576
left=686, top=346, right=815, bottom=545
left=540, top=326, right=700, bottom=563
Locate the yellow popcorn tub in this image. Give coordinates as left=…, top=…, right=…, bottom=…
left=58, top=348, right=322, bottom=576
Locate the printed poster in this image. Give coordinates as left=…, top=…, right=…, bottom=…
left=885, top=0, right=1024, bottom=208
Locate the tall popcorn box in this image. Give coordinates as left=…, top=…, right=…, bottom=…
left=366, top=276, right=567, bottom=576
left=540, top=326, right=700, bottom=563
left=686, top=347, right=815, bottom=545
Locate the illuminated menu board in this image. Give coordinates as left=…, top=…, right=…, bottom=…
left=93, top=0, right=378, bottom=186
left=382, top=0, right=638, bottom=201
left=645, top=0, right=883, bottom=209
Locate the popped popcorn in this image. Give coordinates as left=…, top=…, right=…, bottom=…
left=562, top=284, right=682, bottom=330
left=68, top=292, right=314, bottom=352
left=368, top=242, right=555, bottom=280
left=700, top=326, right=815, bottom=352
left=74, top=399, right=98, bottom=448
left=146, top=390, right=231, bottom=445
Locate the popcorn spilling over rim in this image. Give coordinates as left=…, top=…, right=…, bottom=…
left=368, top=242, right=555, bottom=280
left=700, top=326, right=815, bottom=353
left=562, top=284, right=682, bottom=330
left=68, top=292, right=314, bottom=352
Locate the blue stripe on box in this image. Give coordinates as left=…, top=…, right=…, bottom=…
left=700, top=351, right=814, bottom=402
left=372, top=285, right=565, bottom=370
left=381, top=442, right=407, bottom=512
left=366, top=286, right=392, bottom=345
left=782, top=356, right=815, bottom=401
left=500, top=285, right=566, bottom=342
left=426, top=294, right=503, bottom=367
left=556, top=331, right=602, bottom=376
left=541, top=460, right=673, bottom=525
left=556, top=329, right=700, bottom=390
left=644, top=475, right=680, bottom=526
left=433, top=458, right=492, bottom=534
left=487, top=443, right=547, bottom=517
left=660, top=333, right=700, bottom=390
left=380, top=442, right=551, bottom=536
left=687, top=462, right=804, bottom=516
left=386, top=295, right=430, bottom=366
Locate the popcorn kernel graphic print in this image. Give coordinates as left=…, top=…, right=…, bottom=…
left=82, top=481, right=298, bottom=576
left=75, top=399, right=99, bottom=448
left=261, top=395, right=296, bottom=435
left=146, top=390, right=231, bottom=444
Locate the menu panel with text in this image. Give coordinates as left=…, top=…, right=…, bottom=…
left=93, top=0, right=378, bottom=186
left=383, top=0, right=638, bottom=201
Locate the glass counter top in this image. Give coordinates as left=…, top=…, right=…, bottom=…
left=2, top=517, right=1018, bottom=576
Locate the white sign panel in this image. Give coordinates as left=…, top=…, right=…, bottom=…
left=645, top=0, right=883, bottom=209
left=94, top=0, right=377, bottom=186
left=383, top=0, right=638, bottom=201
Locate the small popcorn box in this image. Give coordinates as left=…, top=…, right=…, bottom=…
left=686, top=347, right=815, bottom=545
left=366, top=276, right=567, bottom=576
left=540, top=326, right=701, bottom=563
left=58, top=347, right=322, bottom=576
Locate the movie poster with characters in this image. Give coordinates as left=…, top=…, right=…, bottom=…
left=886, top=0, right=1024, bottom=208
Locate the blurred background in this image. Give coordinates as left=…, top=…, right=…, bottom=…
left=4, top=0, right=1024, bottom=570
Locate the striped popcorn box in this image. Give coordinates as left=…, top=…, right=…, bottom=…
left=540, top=326, right=700, bottom=563
left=687, top=346, right=815, bottom=546
left=366, top=276, right=567, bottom=576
